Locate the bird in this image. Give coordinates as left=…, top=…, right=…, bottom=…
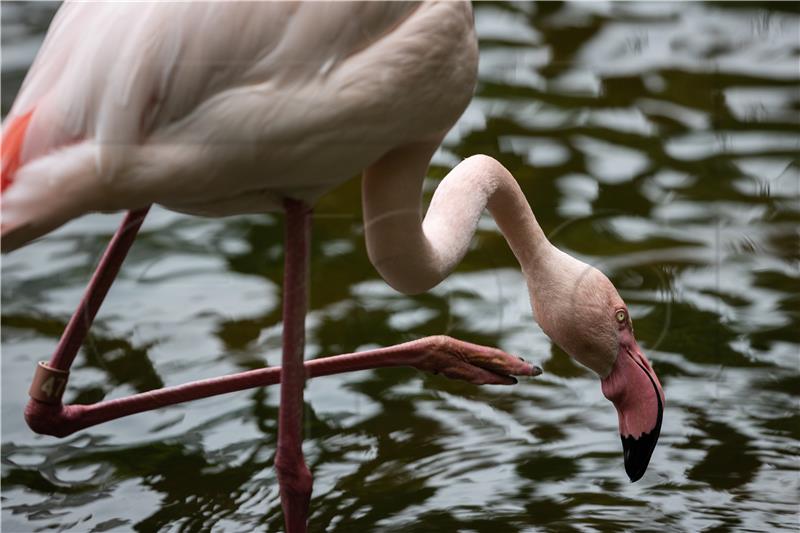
left=1, top=2, right=664, bottom=532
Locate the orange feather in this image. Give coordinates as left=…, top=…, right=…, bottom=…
left=1, top=110, right=35, bottom=193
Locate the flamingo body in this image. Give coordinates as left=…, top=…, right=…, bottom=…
left=2, top=1, right=476, bottom=247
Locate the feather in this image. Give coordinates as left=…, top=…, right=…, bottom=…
left=1, top=110, right=35, bottom=193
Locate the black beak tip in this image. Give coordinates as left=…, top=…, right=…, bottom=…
left=624, top=452, right=648, bottom=482
left=621, top=428, right=660, bottom=483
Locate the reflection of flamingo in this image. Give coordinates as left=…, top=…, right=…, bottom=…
left=1, top=2, right=664, bottom=531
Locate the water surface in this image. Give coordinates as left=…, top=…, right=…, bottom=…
left=2, top=2, right=799, bottom=532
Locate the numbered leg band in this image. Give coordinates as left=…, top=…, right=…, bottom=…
left=29, top=362, right=69, bottom=404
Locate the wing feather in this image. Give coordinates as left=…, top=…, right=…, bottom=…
left=0, top=110, right=34, bottom=192
left=8, top=1, right=420, bottom=177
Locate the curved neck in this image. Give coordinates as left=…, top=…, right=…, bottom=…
left=481, top=158, right=552, bottom=279
left=363, top=147, right=554, bottom=295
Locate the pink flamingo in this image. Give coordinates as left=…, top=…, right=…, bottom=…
left=1, top=3, right=664, bottom=531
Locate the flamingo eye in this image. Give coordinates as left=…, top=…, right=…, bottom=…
left=615, top=310, right=627, bottom=323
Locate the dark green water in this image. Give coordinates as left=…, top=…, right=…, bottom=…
left=2, top=2, right=798, bottom=532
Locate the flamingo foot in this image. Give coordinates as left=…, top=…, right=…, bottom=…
left=408, top=335, right=542, bottom=385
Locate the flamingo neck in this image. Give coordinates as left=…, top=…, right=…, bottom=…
left=364, top=151, right=557, bottom=298
left=422, top=155, right=558, bottom=294
left=481, top=161, right=553, bottom=280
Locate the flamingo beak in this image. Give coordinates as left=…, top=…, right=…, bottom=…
left=621, top=404, right=662, bottom=482
left=601, top=334, right=664, bottom=482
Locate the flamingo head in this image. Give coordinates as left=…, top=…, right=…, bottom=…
left=531, top=261, right=664, bottom=482
left=599, top=308, right=664, bottom=482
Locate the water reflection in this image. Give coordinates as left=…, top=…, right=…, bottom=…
left=2, top=2, right=799, bottom=532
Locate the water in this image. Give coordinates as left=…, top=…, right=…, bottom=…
left=2, top=2, right=798, bottom=531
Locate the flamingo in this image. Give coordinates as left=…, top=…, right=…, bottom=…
left=1, top=2, right=664, bottom=531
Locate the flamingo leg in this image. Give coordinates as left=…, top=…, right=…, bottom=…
left=51, top=207, right=150, bottom=370
left=25, top=336, right=539, bottom=437
left=276, top=198, right=313, bottom=533
left=25, top=207, right=150, bottom=412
